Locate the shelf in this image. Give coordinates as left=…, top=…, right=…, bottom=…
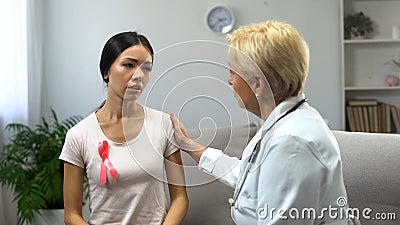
left=341, top=0, right=400, bottom=130
left=344, top=39, right=400, bottom=44
left=345, top=86, right=400, bottom=91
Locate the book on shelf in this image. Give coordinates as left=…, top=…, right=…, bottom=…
left=346, top=106, right=356, bottom=132
left=346, top=105, right=366, bottom=132
left=348, top=99, right=378, bottom=107
left=362, top=106, right=370, bottom=132
left=357, top=106, right=365, bottom=132
left=390, top=105, right=400, bottom=134
left=385, top=104, right=391, bottom=133
left=378, top=103, right=385, bottom=133
left=370, top=105, right=378, bottom=133
left=350, top=106, right=361, bottom=131
left=346, top=100, right=399, bottom=134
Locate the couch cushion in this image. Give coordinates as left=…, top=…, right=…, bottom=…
left=177, top=126, right=400, bottom=225
left=333, top=131, right=400, bottom=225
left=180, top=123, right=259, bottom=225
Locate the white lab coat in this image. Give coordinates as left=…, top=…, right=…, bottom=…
left=199, top=93, right=352, bottom=225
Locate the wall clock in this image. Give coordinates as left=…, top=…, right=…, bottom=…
left=206, top=6, right=235, bottom=34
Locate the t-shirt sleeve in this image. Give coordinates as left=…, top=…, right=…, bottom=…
left=59, top=127, right=85, bottom=168
left=162, top=114, right=179, bottom=157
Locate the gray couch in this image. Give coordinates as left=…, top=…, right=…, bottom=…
left=179, top=123, right=400, bottom=225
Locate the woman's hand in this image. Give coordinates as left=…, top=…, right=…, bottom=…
left=169, top=113, right=207, bottom=163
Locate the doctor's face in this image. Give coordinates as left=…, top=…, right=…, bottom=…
left=227, top=68, right=258, bottom=111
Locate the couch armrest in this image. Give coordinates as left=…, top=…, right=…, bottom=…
left=333, top=131, right=400, bottom=225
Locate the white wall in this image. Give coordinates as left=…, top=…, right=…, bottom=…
left=41, top=0, right=342, bottom=129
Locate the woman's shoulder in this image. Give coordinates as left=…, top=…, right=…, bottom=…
left=143, top=106, right=171, bottom=122
left=143, top=106, right=165, bottom=115
left=66, top=112, right=97, bottom=136
left=143, top=106, right=174, bottom=135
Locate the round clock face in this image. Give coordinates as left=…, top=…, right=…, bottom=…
left=206, top=6, right=235, bottom=34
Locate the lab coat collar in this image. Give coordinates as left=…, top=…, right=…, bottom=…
left=260, top=93, right=307, bottom=135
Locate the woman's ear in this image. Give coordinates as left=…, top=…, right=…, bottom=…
left=254, top=75, right=265, bottom=96
left=103, top=72, right=109, bottom=80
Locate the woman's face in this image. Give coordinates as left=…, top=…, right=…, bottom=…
left=107, top=45, right=152, bottom=101
left=228, top=68, right=258, bottom=111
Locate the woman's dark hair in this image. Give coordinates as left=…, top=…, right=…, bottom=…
left=97, top=31, right=153, bottom=110
left=99, top=31, right=154, bottom=84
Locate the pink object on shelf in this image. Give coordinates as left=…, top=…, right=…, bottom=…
left=385, top=74, right=399, bottom=86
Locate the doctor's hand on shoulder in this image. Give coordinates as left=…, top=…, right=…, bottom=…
left=169, top=113, right=206, bottom=163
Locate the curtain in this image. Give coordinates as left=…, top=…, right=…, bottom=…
left=27, top=0, right=43, bottom=127
left=0, top=0, right=42, bottom=224
left=0, top=0, right=29, bottom=140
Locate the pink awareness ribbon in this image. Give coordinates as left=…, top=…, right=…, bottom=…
left=98, top=140, right=118, bottom=185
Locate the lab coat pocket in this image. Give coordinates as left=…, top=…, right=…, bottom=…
left=237, top=194, right=258, bottom=217
left=232, top=194, right=258, bottom=225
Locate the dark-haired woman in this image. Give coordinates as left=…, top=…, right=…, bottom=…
left=59, top=32, right=188, bottom=225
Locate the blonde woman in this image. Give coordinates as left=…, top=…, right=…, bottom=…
left=171, top=21, right=353, bottom=224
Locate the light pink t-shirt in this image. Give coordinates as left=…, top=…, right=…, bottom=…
left=59, top=107, right=178, bottom=225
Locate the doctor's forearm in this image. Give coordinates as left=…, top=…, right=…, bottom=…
left=184, top=147, right=206, bottom=163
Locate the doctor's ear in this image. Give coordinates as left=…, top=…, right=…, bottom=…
left=253, top=75, right=265, bottom=91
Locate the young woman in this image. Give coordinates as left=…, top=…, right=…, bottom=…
left=60, top=31, right=188, bottom=225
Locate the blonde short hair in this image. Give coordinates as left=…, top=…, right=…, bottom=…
left=227, top=20, right=310, bottom=103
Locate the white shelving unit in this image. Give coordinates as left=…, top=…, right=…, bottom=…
left=340, top=0, right=400, bottom=130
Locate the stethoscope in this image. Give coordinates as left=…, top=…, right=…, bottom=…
left=228, top=98, right=308, bottom=207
